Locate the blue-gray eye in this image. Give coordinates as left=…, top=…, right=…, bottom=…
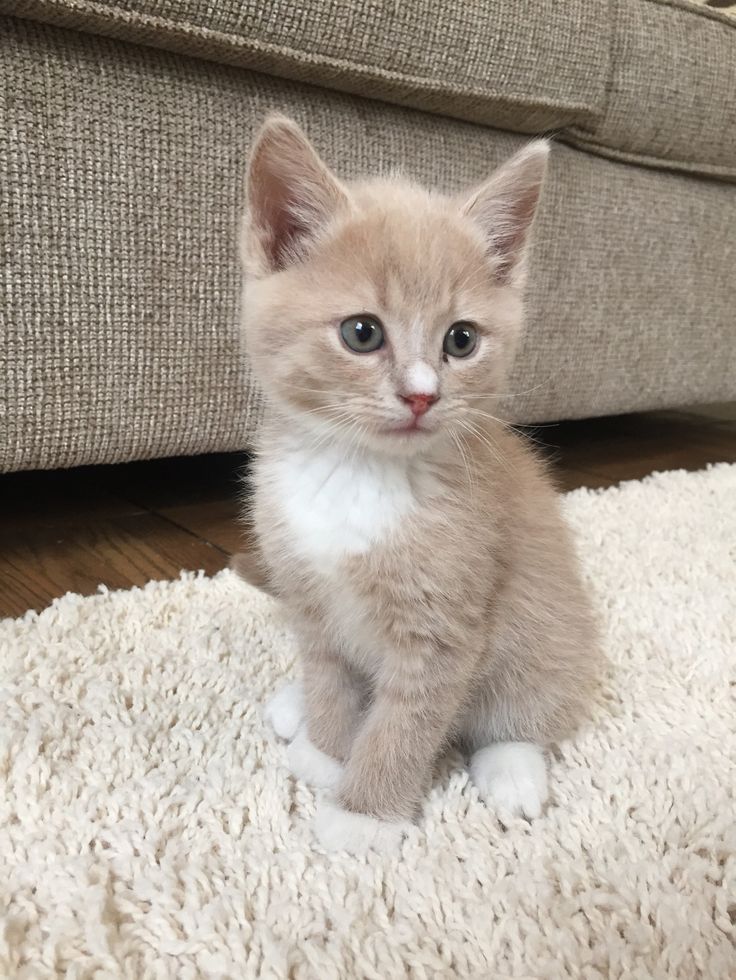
left=443, top=322, right=477, bottom=358
left=340, top=314, right=384, bottom=353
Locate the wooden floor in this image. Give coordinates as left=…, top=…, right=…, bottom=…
left=1, top=405, right=735, bottom=619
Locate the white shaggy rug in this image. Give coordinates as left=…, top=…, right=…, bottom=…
left=1, top=465, right=735, bottom=979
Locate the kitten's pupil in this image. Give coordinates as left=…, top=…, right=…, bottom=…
left=443, top=322, right=477, bottom=358
left=340, top=314, right=384, bottom=353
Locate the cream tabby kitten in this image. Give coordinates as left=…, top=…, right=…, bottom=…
left=238, top=115, right=602, bottom=854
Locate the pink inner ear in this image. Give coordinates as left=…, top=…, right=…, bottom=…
left=249, top=158, right=308, bottom=271
left=263, top=196, right=308, bottom=271
left=493, top=223, right=529, bottom=283
left=490, top=185, right=543, bottom=282
left=247, top=119, right=348, bottom=275
left=462, top=142, right=548, bottom=284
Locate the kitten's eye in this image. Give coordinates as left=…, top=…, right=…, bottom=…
left=340, top=314, right=384, bottom=353
left=443, top=322, right=477, bottom=358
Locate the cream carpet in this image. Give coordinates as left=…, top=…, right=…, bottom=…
left=1, top=465, right=735, bottom=979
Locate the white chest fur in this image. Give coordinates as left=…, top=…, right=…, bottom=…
left=263, top=440, right=420, bottom=570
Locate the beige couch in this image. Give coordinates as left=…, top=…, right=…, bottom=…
left=2, top=0, right=735, bottom=472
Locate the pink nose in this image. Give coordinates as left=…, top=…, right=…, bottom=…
left=401, top=392, right=439, bottom=416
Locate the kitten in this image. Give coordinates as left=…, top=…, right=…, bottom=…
left=238, top=115, right=602, bottom=854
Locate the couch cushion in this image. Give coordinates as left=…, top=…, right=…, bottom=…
left=567, top=0, right=736, bottom=179
left=2, top=0, right=609, bottom=133
left=4, top=0, right=736, bottom=177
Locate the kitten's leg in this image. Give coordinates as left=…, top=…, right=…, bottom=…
left=315, top=657, right=468, bottom=854
left=469, top=742, right=548, bottom=819
left=286, top=645, right=365, bottom=791
left=302, top=646, right=365, bottom=762
left=461, top=680, right=550, bottom=818
left=264, top=681, right=304, bottom=741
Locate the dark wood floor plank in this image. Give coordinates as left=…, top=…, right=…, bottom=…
left=549, top=466, right=614, bottom=493
left=156, top=499, right=251, bottom=556
left=0, top=468, right=147, bottom=533
left=0, top=514, right=228, bottom=618
left=536, top=412, right=736, bottom=483
left=95, top=452, right=249, bottom=512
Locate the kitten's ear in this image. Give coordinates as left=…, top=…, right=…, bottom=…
left=244, top=114, right=349, bottom=276
left=460, top=140, right=549, bottom=286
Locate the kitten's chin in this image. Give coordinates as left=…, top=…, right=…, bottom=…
left=363, top=424, right=445, bottom=458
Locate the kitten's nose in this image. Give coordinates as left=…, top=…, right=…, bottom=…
left=401, top=392, right=439, bottom=416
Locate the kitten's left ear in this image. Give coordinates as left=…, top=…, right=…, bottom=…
left=244, top=114, right=350, bottom=277
left=460, top=140, right=550, bottom=286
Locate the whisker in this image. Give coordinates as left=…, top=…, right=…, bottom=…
left=460, top=376, right=555, bottom=401
left=450, top=426, right=475, bottom=499
left=458, top=418, right=516, bottom=477
left=302, top=406, right=355, bottom=421
left=342, top=417, right=368, bottom=468
left=461, top=407, right=555, bottom=450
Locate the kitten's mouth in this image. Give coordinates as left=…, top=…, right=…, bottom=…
left=384, top=419, right=433, bottom=436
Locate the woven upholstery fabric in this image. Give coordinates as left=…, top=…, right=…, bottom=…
left=0, top=0, right=610, bottom=133
left=567, top=0, right=736, bottom=180
left=4, top=0, right=736, bottom=178
left=2, top=18, right=736, bottom=472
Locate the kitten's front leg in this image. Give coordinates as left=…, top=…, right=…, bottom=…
left=285, top=642, right=365, bottom=792
left=315, top=653, right=469, bottom=854
left=302, top=644, right=365, bottom=762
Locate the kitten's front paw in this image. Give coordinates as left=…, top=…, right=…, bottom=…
left=470, top=742, right=548, bottom=819
left=314, top=800, right=408, bottom=855
left=287, top=731, right=344, bottom=790
left=264, top=681, right=304, bottom=741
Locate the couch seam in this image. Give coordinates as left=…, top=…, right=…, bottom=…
left=0, top=0, right=604, bottom=122
left=562, top=130, right=736, bottom=182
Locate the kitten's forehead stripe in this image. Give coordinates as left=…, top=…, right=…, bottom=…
left=406, top=362, right=439, bottom=396
left=343, top=187, right=486, bottom=317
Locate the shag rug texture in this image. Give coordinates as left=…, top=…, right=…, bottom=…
left=1, top=465, right=735, bottom=979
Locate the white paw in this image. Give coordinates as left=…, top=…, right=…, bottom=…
left=287, top=731, right=344, bottom=790
left=314, top=799, right=408, bottom=855
left=470, top=742, right=548, bottom=819
left=264, top=681, right=304, bottom=741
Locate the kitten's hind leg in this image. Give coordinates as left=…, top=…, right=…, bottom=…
left=263, top=677, right=348, bottom=790
left=264, top=680, right=305, bottom=741
left=287, top=729, right=344, bottom=791
left=469, top=742, right=548, bottom=819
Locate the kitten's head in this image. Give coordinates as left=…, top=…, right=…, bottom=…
left=241, top=115, right=548, bottom=457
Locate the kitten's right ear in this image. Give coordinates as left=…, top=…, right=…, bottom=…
left=460, top=140, right=549, bottom=287
left=244, top=115, right=349, bottom=276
